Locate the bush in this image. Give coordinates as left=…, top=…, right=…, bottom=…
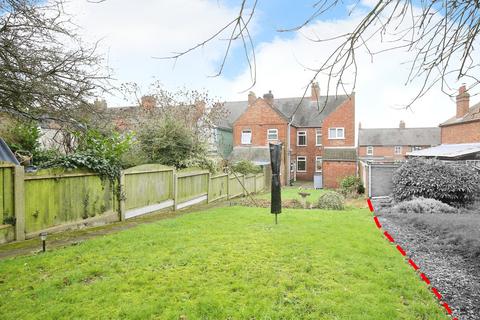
left=317, top=191, right=345, bottom=210
left=392, top=158, right=480, bottom=207
left=231, top=160, right=262, bottom=175
left=340, top=175, right=363, bottom=196
left=391, top=197, right=458, bottom=214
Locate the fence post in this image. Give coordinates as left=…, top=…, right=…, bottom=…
left=173, top=170, right=178, bottom=211
left=14, top=166, right=25, bottom=241
left=226, top=174, right=230, bottom=200
left=242, top=174, right=246, bottom=196
left=207, top=172, right=211, bottom=203
left=119, top=171, right=126, bottom=221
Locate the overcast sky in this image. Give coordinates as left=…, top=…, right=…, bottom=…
left=66, top=0, right=470, bottom=129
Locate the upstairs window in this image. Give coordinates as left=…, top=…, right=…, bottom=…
left=366, top=146, right=374, bottom=156
left=297, top=131, right=307, bottom=146
left=394, top=146, right=402, bottom=155
left=316, top=129, right=322, bottom=146
left=241, top=129, right=252, bottom=144
left=297, top=156, right=307, bottom=172
left=267, top=129, right=278, bottom=141
left=328, top=127, right=345, bottom=139
left=412, top=146, right=423, bottom=151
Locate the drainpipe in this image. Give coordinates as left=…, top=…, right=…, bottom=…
left=287, top=115, right=295, bottom=185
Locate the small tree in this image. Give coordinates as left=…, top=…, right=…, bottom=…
left=231, top=160, right=262, bottom=175
left=392, top=158, right=480, bottom=207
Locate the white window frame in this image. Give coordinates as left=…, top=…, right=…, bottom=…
left=412, top=146, right=422, bottom=151
left=328, top=127, right=345, bottom=140
left=297, top=131, right=307, bottom=146
left=241, top=129, right=252, bottom=145
left=366, top=146, right=374, bottom=156
left=267, top=128, right=278, bottom=141
left=297, top=156, right=307, bottom=172
left=315, top=156, right=323, bottom=172
left=394, top=146, right=402, bottom=155
left=315, top=129, right=322, bottom=146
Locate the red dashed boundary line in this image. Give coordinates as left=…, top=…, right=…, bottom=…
left=367, top=198, right=458, bottom=320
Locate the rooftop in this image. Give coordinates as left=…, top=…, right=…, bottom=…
left=440, top=101, right=480, bottom=126
left=358, top=127, right=441, bottom=146
left=406, top=143, right=480, bottom=158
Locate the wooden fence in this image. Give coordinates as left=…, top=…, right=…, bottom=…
left=0, top=164, right=267, bottom=244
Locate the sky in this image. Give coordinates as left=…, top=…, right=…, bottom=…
left=64, top=0, right=469, bottom=129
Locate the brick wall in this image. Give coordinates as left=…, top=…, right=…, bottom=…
left=441, top=121, right=480, bottom=144
left=233, top=99, right=288, bottom=147
left=358, top=145, right=430, bottom=159
left=323, top=161, right=356, bottom=189
left=322, top=96, right=355, bottom=147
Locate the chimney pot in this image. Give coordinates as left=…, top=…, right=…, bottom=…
left=248, top=91, right=256, bottom=105
left=311, top=82, right=320, bottom=102
left=263, top=90, right=274, bottom=105
left=456, top=85, right=470, bottom=118
left=399, top=120, right=405, bottom=129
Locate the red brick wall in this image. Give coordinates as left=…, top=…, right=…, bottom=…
left=441, top=121, right=480, bottom=144
left=291, top=127, right=323, bottom=181
left=322, top=96, right=355, bottom=147
left=323, top=161, right=356, bottom=189
left=233, top=99, right=288, bottom=146
left=358, top=145, right=430, bottom=159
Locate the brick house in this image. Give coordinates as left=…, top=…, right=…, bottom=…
left=439, top=85, right=480, bottom=144
left=228, top=83, right=356, bottom=188
left=358, top=121, right=440, bottom=161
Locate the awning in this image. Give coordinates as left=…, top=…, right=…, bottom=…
left=406, top=143, right=480, bottom=158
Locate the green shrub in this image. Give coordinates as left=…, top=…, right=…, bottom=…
left=391, top=197, right=458, bottom=214
left=392, top=158, right=480, bottom=207
left=340, top=175, right=364, bottom=196
left=317, top=191, right=345, bottom=210
left=231, top=160, right=262, bottom=175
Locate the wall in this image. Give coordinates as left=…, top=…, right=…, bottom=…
left=322, top=161, right=356, bottom=189
left=358, top=145, right=429, bottom=160
left=322, top=96, right=355, bottom=147
left=441, top=121, right=480, bottom=144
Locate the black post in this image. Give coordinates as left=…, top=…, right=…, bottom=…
left=269, top=143, right=282, bottom=224
left=42, top=240, right=46, bottom=252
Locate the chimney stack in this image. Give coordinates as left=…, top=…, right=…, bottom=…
left=263, top=90, right=274, bottom=105
left=141, top=95, right=156, bottom=111
left=399, top=120, right=405, bottom=129
left=248, top=91, right=256, bottom=105
left=456, top=84, right=470, bottom=118
left=311, top=82, right=320, bottom=101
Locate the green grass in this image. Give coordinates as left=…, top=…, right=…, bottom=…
left=256, top=186, right=327, bottom=203
left=0, top=207, right=447, bottom=319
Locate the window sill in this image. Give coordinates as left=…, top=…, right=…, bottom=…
left=297, top=145, right=307, bottom=147
left=328, top=137, right=345, bottom=140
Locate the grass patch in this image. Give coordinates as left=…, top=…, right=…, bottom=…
left=256, top=186, right=326, bottom=203
left=0, top=207, right=446, bottom=319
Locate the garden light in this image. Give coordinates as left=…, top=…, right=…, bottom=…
left=39, top=232, right=47, bottom=252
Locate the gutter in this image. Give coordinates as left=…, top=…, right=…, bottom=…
left=287, top=115, right=295, bottom=185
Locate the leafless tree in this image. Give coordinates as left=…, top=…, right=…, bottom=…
left=0, top=0, right=111, bottom=126
left=161, top=0, right=480, bottom=106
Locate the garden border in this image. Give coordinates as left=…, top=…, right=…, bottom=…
left=366, top=198, right=458, bottom=320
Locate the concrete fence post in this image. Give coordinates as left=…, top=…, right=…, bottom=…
left=14, top=166, right=25, bottom=241
left=119, top=171, right=126, bottom=221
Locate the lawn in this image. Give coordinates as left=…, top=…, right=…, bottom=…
left=0, top=207, right=447, bottom=319
left=255, top=186, right=326, bottom=203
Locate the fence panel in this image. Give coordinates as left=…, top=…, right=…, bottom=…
left=209, top=174, right=228, bottom=202
left=228, top=174, right=244, bottom=199
left=124, top=165, right=174, bottom=216
left=255, top=173, right=265, bottom=193
left=244, top=174, right=256, bottom=194
left=0, top=164, right=14, bottom=224
left=24, top=169, right=116, bottom=235
left=177, top=170, right=209, bottom=205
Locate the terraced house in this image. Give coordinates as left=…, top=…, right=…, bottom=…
left=227, top=83, right=356, bottom=188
